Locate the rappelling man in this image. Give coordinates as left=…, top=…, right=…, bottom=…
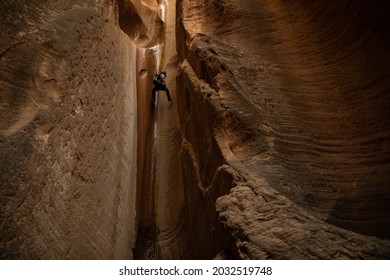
left=152, top=70, right=172, bottom=103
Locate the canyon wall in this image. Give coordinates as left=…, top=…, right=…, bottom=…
left=0, top=0, right=140, bottom=259
left=176, top=0, right=390, bottom=259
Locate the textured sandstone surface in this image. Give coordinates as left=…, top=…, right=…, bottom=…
left=0, top=0, right=141, bottom=259
left=176, top=0, right=390, bottom=259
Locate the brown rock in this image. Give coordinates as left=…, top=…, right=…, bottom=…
left=0, top=0, right=140, bottom=259
left=2, top=0, right=390, bottom=260
left=176, top=0, right=390, bottom=259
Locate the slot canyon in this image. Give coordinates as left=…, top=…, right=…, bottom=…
left=1, top=0, right=389, bottom=259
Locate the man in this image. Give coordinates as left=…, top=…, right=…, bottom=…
left=152, top=70, right=172, bottom=103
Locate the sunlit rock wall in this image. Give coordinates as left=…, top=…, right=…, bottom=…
left=0, top=0, right=138, bottom=259
left=176, top=0, right=390, bottom=259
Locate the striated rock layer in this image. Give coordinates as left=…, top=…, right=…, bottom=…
left=176, top=0, right=390, bottom=258
left=0, top=0, right=144, bottom=259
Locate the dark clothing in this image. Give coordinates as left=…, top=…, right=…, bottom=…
left=152, top=74, right=172, bottom=102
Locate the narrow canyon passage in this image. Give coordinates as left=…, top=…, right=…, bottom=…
left=154, top=0, right=189, bottom=259
left=134, top=0, right=189, bottom=259
left=1, top=0, right=390, bottom=260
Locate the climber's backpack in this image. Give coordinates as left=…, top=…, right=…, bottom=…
left=153, top=73, right=161, bottom=85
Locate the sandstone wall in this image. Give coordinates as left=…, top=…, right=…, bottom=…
left=176, top=0, right=390, bottom=259
left=0, top=0, right=138, bottom=259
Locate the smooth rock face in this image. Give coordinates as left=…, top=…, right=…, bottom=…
left=0, top=0, right=139, bottom=259
left=176, top=0, right=390, bottom=259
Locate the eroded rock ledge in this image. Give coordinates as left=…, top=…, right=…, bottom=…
left=176, top=0, right=390, bottom=259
